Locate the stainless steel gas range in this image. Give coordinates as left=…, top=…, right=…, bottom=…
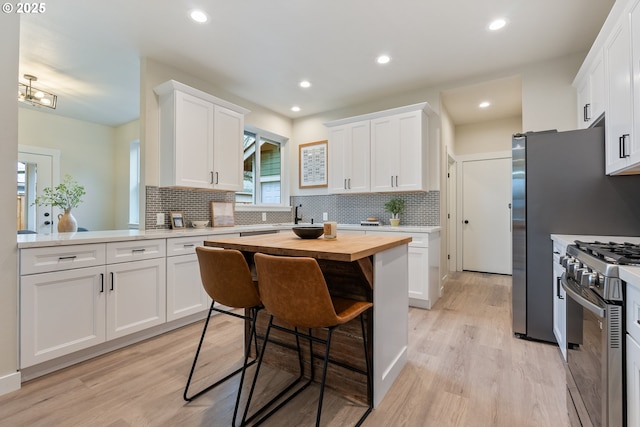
left=560, top=240, right=639, bottom=427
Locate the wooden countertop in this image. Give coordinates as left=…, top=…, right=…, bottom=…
left=204, top=232, right=412, bottom=262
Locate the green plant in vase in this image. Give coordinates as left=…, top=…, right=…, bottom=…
left=384, top=198, right=405, bottom=226
left=34, top=174, right=86, bottom=232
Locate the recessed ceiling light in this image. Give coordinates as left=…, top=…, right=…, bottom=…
left=376, top=55, right=391, bottom=65
left=479, top=101, right=491, bottom=108
left=488, top=18, right=506, bottom=31
left=190, top=10, right=208, bottom=23
left=299, top=80, right=311, bottom=88
left=291, top=106, right=301, bottom=112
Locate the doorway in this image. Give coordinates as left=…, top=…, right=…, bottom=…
left=459, top=155, right=511, bottom=274
left=18, top=146, right=60, bottom=233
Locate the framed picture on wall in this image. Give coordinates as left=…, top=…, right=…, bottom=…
left=299, top=140, right=328, bottom=188
left=170, top=211, right=186, bottom=229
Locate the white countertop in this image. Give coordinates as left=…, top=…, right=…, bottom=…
left=17, top=223, right=441, bottom=248
left=551, top=234, right=640, bottom=291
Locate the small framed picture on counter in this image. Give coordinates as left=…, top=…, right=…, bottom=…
left=299, top=140, right=328, bottom=188
left=210, top=202, right=235, bottom=227
left=170, top=211, right=186, bottom=229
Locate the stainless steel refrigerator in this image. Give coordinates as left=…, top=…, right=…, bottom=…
left=512, top=126, right=640, bottom=342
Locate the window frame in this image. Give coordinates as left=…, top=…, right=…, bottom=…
left=236, top=125, right=289, bottom=211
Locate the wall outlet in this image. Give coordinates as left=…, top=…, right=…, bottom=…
left=323, top=212, right=328, bottom=221
left=262, top=212, right=267, bottom=221
left=156, top=213, right=164, bottom=225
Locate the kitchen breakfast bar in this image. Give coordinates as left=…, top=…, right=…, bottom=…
left=204, top=232, right=411, bottom=407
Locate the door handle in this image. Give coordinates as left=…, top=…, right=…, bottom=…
left=464, top=220, right=469, bottom=224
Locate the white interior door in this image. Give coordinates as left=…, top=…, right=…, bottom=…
left=18, top=148, right=59, bottom=233
left=461, top=157, right=511, bottom=274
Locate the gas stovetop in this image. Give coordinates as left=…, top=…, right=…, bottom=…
left=573, top=240, right=640, bottom=266
left=563, top=240, right=637, bottom=302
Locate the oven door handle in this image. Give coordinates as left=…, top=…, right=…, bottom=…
left=560, top=273, right=606, bottom=317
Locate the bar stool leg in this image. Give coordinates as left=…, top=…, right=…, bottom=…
left=315, top=327, right=335, bottom=427
left=232, top=306, right=260, bottom=426
left=183, top=302, right=216, bottom=401
left=356, top=313, right=373, bottom=427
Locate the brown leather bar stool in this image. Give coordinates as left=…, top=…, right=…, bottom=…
left=244, top=253, right=373, bottom=427
left=183, top=247, right=263, bottom=425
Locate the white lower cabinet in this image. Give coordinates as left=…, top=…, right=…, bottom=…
left=362, top=229, right=440, bottom=308
left=20, top=265, right=106, bottom=368
left=106, top=258, right=166, bottom=340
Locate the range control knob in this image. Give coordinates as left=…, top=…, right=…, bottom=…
left=581, top=272, right=597, bottom=287
left=575, top=268, right=588, bottom=283
left=568, top=261, right=581, bottom=278
left=561, top=256, right=575, bottom=269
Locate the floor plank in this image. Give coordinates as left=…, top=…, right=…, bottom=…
left=0, top=272, right=569, bottom=426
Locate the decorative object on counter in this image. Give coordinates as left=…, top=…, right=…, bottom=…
left=292, top=226, right=324, bottom=239
left=211, top=201, right=235, bottom=227
left=323, top=221, right=337, bottom=239
left=191, top=220, right=209, bottom=228
left=299, top=140, right=328, bottom=188
left=384, top=198, right=405, bottom=226
left=170, top=211, right=186, bottom=229
left=33, top=174, right=85, bottom=232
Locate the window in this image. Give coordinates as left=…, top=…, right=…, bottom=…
left=236, top=128, right=286, bottom=205
left=129, top=140, right=140, bottom=226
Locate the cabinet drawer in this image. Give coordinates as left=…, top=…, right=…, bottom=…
left=166, top=236, right=207, bottom=257
left=106, top=239, right=166, bottom=264
left=627, top=283, right=640, bottom=341
left=20, top=244, right=106, bottom=275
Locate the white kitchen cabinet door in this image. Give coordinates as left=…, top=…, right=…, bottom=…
left=20, top=266, right=106, bottom=368
left=576, top=50, right=605, bottom=129
left=328, top=120, right=370, bottom=194
left=212, top=105, right=244, bottom=191
left=371, top=110, right=427, bottom=192
left=605, top=13, right=635, bottom=174
left=407, top=244, right=429, bottom=307
left=552, top=258, right=567, bottom=361
left=166, top=253, right=209, bottom=321
left=162, top=90, right=215, bottom=188
left=628, top=334, right=640, bottom=427
left=106, top=258, right=166, bottom=340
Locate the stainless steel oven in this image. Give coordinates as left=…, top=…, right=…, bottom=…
left=561, top=240, right=631, bottom=427
left=562, top=272, right=623, bottom=427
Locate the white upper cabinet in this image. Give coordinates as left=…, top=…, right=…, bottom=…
left=575, top=49, right=605, bottom=129
left=328, top=120, right=371, bottom=193
left=605, top=11, right=635, bottom=174
left=326, top=102, right=437, bottom=194
left=154, top=80, right=249, bottom=190
left=371, top=109, right=428, bottom=192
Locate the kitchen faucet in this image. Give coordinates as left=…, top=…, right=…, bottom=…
left=294, top=204, right=302, bottom=224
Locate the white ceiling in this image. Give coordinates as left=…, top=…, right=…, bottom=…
left=18, top=0, right=615, bottom=127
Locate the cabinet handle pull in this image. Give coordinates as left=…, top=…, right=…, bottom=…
left=620, top=134, right=630, bottom=158
left=344, top=178, right=347, bottom=190
left=183, top=244, right=195, bottom=248
left=395, top=175, right=399, bottom=187
left=110, top=272, right=114, bottom=291
left=100, top=273, right=104, bottom=293
left=556, top=277, right=564, bottom=299
left=215, top=172, right=219, bottom=184
left=210, top=171, right=214, bottom=184
left=583, top=103, right=591, bottom=122
left=348, top=178, right=351, bottom=189
left=132, top=248, right=146, bottom=254
left=58, top=255, right=77, bottom=261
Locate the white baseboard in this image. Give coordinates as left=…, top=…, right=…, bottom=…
left=0, top=371, right=21, bottom=396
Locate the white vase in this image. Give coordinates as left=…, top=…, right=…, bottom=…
left=57, top=209, right=78, bottom=232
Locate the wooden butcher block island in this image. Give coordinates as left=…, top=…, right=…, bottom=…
left=204, top=232, right=411, bottom=407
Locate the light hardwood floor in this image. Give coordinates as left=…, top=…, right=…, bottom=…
left=0, top=272, right=569, bottom=426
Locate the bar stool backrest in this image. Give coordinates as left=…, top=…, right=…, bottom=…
left=254, top=253, right=339, bottom=329
left=196, top=247, right=261, bottom=308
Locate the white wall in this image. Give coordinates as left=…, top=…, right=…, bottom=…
left=114, top=120, right=140, bottom=229
left=18, top=108, right=120, bottom=231
left=0, top=12, right=20, bottom=395
left=454, top=116, right=522, bottom=156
